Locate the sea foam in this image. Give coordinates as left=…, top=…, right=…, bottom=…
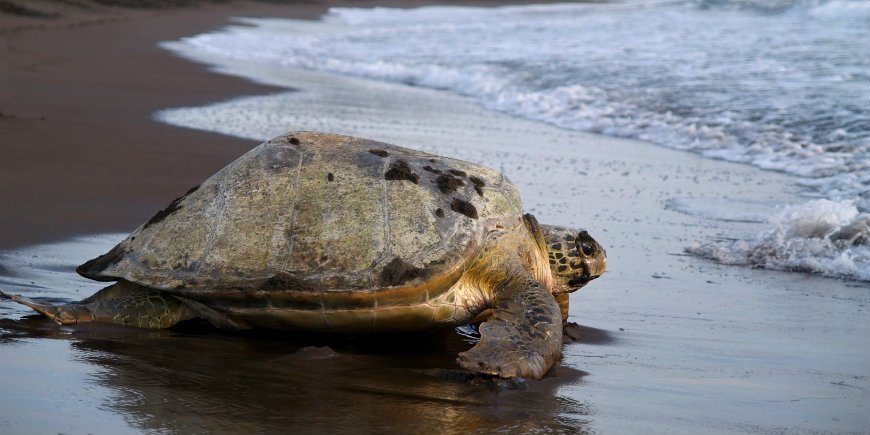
left=688, top=200, right=870, bottom=281
left=168, top=0, right=869, bottom=211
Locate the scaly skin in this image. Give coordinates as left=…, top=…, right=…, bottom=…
left=456, top=274, right=562, bottom=380
left=0, top=281, right=194, bottom=329
left=449, top=215, right=562, bottom=379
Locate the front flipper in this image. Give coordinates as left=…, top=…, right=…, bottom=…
left=1, top=281, right=195, bottom=329
left=457, top=280, right=563, bottom=380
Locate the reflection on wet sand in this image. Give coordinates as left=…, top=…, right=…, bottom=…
left=0, top=316, right=592, bottom=433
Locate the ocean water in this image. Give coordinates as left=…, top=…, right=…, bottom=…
left=158, top=0, right=869, bottom=281
left=688, top=199, right=870, bottom=280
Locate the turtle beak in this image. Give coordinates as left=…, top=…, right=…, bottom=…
left=567, top=244, right=606, bottom=290
left=591, top=248, right=607, bottom=277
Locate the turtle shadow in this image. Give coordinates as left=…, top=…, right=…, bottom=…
left=563, top=322, right=618, bottom=345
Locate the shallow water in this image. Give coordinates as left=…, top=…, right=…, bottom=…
left=0, top=317, right=592, bottom=433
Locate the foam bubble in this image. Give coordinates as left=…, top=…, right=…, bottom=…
left=688, top=200, right=870, bottom=281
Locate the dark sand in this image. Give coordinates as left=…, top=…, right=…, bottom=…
left=1, top=2, right=294, bottom=249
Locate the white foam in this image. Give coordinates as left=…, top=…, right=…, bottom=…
left=808, top=0, right=870, bottom=19
left=688, top=200, right=870, bottom=281
left=162, top=1, right=870, bottom=210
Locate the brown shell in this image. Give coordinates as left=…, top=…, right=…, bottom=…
left=78, top=132, right=522, bottom=297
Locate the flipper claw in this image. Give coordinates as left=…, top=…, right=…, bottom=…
left=1, top=290, right=79, bottom=324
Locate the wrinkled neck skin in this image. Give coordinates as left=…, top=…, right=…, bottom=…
left=456, top=216, right=558, bottom=313
left=520, top=215, right=560, bottom=293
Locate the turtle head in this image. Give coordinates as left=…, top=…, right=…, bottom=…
left=540, top=224, right=607, bottom=293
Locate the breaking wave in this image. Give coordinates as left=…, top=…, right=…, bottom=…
left=688, top=200, right=870, bottom=281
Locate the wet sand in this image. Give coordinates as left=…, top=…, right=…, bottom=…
left=1, top=2, right=869, bottom=434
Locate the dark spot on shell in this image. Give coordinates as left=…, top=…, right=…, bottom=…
left=423, top=165, right=442, bottom=174
left=436, top=174, right=464, bottom=194
left=369, top=149, right=389, bottom=157
left=429, top=158, right=437, bottom=163
left=287, top=137, right=300, bottom=145
left=435, top=208, right=445, bottom=218
left=261, top=273, right=314, bottom=291
left=448, top=169, right=467, bottom=177
left=565, top=234, right=575, bottom=241
left=320, top=255, right=329, bottom=262
left=143, top=185, right=199, bottom=229
left=384, top=160, right=419, bottom=184
left=380, top=258, right=427, bottom=287
left=559, top=257, right=567, bottom=264
left=327, top=173, right=334, bottom=182
left=451, top=198, right=478, bottom=219
left=549, top=259, right=557, bottom=265
left=558, top=265, right=568, bottom=272
left=555, top=252, right=564, bottom=259
left=551, top=243, right=562, bottom=250
left=469, top=176, right=486, bottom=196
left=567, top=251, right=580, bottom=257
left=76, top=243, right=132, bottom=281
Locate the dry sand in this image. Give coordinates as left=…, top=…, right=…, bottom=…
left=0, top=1, right=868, bottom=434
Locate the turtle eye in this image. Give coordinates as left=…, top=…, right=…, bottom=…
left=579, top=242, right=594, bottom=256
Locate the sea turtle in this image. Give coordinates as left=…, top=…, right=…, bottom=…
left=2, top=132, right=606, bottom=379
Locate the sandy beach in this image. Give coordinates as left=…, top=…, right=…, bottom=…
left=1, top=1, right=868, bottom=434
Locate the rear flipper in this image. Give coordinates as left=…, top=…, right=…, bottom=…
left=1, top=280, right=195, bottom=329
left=456, top=279, right=563, bottom=380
